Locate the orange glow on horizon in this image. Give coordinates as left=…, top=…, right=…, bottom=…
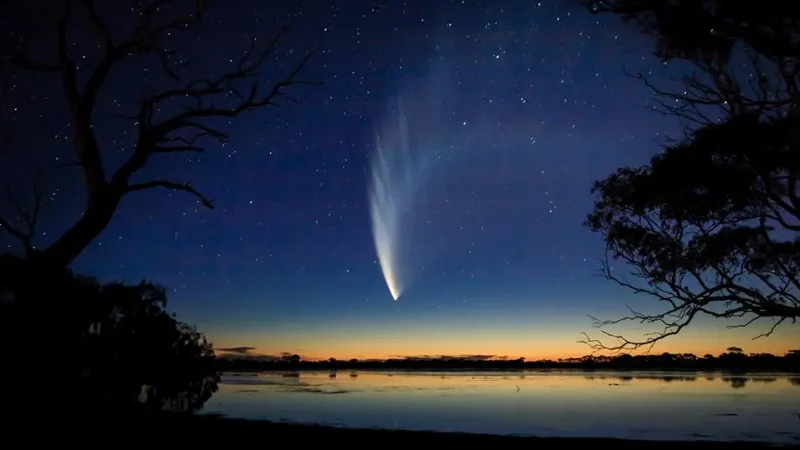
left=209, top=321, right=799, bottom=362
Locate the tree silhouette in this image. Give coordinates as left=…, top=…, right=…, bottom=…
left=281, top=353, right=301, bottom=365
left=0, top=253, right=218, bottom=413
left=0, top=0, right=320, bottom=270
left=81, top=280, right=219, bottom=413
left=581, top=0, right=800, bottom=124
left=579, top=0, right=800, bottom=351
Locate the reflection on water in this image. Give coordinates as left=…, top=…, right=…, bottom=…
left=203, top=370, right=800, bottom=444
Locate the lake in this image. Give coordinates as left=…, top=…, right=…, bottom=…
left=203, top=370, right=800, bottom=444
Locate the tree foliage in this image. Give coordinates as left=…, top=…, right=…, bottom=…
left=580, top=0, right=800, bottom=351
left=80, top=281, right=219, bottom=412
left=0, top=254, right=219, bottom=414
left=0, top=0, right=319, bottom=269
left=582, top=0, right=800, bottom=124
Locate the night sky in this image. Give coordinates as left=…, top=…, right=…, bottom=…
left=2, top=1, right=796, bottom=360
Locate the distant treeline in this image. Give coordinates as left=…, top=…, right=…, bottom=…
left=217, top=349, right=800, bottom=373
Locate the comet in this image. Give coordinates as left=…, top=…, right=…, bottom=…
left=367, top=97, right=432, bottom=301
left=366, top=58, right=549, bottom=301
left=367, top=68, right=469, bottom=301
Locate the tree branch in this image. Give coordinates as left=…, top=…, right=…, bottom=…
left=79, top=0, right=113, bottom=51
left=0, top=214, right=30, bottom=248
left=589, top=0, right=800, bottom=126
left=110, top=28, right=321, bottom=188
left=0, top=0, right=320, bottom=268
left=580, top=0, right=800, bottom=352
left=124, top=180, right=214, bottom=209
left=0, top=177, right=54, bottom=255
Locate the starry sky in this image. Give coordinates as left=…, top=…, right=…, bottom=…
left=2, top=0, right=797, bottom=360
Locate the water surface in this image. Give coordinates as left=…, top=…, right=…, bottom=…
left=203, top=370, right=800, bottom=444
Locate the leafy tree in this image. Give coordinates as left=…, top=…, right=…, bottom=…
left=579, top=0, right=800, bottom=351
left=80, top=280, right=219, bottom=413
left=0, top=0, right=319, bottom=270
left=0, top=254, right=218, bottom=414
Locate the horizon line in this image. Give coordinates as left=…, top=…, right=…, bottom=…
left=215, top=349, right=799, bottom=363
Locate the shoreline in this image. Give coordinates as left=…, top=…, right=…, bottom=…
left=99, top=414, right=794, bottom=448
left=216, top=354, right=800, bottom=374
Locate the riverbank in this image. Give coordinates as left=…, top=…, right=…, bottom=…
left=59, top=414, right=794, bottom=448
left=223, top=367, right=800, bottom=374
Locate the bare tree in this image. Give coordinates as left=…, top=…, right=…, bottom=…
left=0, top=0, right=320, bottom=270
left=579, top=0, right=800, bottom=352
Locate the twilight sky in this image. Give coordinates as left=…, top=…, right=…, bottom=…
left=2, top=0, right=797, bottom=360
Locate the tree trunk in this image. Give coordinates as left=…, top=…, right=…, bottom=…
left=39, top=190, right=122, bottom=270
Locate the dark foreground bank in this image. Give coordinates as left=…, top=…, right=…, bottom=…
left=44, top=413, right=796, bottom=448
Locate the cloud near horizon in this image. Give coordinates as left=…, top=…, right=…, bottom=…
left=389, top=354, right=510, bottom=361
left=216, top=346, right=306, bottom=361
left=215, top=347, right=513, bottom=362
left=216, top=346, right=256, bottom=355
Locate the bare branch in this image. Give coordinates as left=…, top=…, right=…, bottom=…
left=79, top=0, right=113, bottom=51
left=123, top=180, right=214, bottom=208
left=0, top=177, right=54, bottom=255
left=0, top=215, right=29, bottom=248
left=110, top=29, right=321, bottom=189
left=727, top=316, right=790, bottom=340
